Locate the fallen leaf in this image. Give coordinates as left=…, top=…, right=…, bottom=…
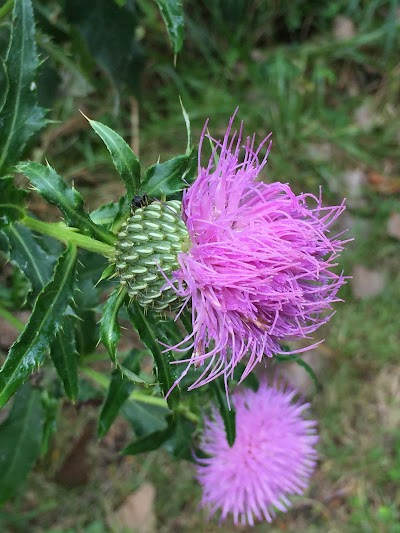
left=367, top=171, right=400, bottom=195
left=352, top=265, right=386, bottom=299
left=333, top=16, right=356, bottom=40
left=113, top=483, right=156, bottom=533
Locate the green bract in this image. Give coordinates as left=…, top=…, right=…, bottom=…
left=114, top=200, right=189, bottom=311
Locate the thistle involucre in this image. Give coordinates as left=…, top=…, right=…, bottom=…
left=196, top=382, right=318, bottom=526
left=167, top=114, right=347, bottom=388
left=114, top=199, right=189, bottom=311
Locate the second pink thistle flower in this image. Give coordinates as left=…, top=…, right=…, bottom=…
left=195, top=381, right=319, bottom=525
left=169, top=114, right=347, bottom=388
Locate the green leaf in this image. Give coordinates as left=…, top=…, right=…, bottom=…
left=118, top=364, right=151, bottom=385
left=0, top=58, right=9, bottom=114
left=154, top=0, right=184, bottom=54
left=0, top=178, right=27, bottom=229
left=87, top=120, right=140, bottom=197
left=40, top=391, right=58, bottom=457
left=141, top=148, right=197, bottom=197
left=0, top=0, right=46, bottom=174
left=122, top=415, right=176, bottom=455
left=0, top=384, right=44, bottom=504
left=4, top=223, right=60, bottom=299
left=212, top=378, right=236, bottom=447
left=122, top=399, right=170, bottom=438
left=65, top=0, right=144, bottom=96
left=163, top=414, right=196, bottom=460
left=127, top=303, right=180, bottom=410
left=0, top=244, right=78, bottom=407
left=17, top=162, right=116, bottom=245
left=50, top=318, right=79, bottom=402
left=100, top=286, right=127, bottom=364
left=97, top=350, right=140, bottom=438
left=90, top=196, right=129, bottom=229
left=74, top=251, right=108, bottom=356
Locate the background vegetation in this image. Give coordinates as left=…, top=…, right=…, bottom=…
left=0, top=0, right=400, bottom=531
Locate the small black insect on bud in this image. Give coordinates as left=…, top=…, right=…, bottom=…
left=130, top=193, right=154, bottom=214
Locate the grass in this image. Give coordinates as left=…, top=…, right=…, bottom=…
left=1, top=0, right=400, bottom=531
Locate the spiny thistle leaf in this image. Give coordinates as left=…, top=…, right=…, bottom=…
left=87, top=119, right=140, bottom=197
left=0, top=178, right=27, bottom=229
left=0, top=384, right=44, bottom=504
left=0, top=0, right=46, bottom=174
left=127, top=303, right=181, bottom=410
left=100, top=285, right=127, bottom=365
left=122, top=399, right=170, bottom=438
left=50, top=317, right=79, bottom=403
left=4, top=223, right=60, bottom=299
left=65, top=0, right=144, bottom=96
left=122, top=415, right=176, bottom=455
left=0, top=244, right=78, bottom=407
left=141, top=148, right=197, bottom=197
left=154, top=0, right=184, bottom=54
left=97, top=350, right=141, bottom=439
left=17, top=161, right=116, bottom=245
left=90, top=196, right=130, bottom=232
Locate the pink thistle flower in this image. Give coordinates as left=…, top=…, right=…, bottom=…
left=195, top=381, right=318, bottom=526
left=169, top=113, right=347, bottom=389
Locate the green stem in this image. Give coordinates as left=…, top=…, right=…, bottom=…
left=0, top=304, right=24, bottom=333
left=178, top=404, right=200, bottom=424
left=22, top=216, right=115, bottom=257
left=81, top=366, right=200, bottom=420
left=81, top=366, right=167, bottom=408
left=130, top=390, right=170, bottom=408
left=81, top=367, right=109, bottom=388
left=0, top=0, right=13, bottom=21
left=82, top=351, right=121, bottom=363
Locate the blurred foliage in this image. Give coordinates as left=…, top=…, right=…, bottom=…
left=0, top=0, right=399, bottom=531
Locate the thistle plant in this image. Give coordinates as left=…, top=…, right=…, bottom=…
left=0, top=0, right=348, bottom=526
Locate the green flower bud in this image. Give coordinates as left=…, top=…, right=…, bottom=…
left=114, top=199, right=189, bottom=311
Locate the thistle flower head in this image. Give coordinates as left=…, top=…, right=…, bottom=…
left=170, top=114, right=347, bottom=388
left=196, top=381, right=318, bottom=526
